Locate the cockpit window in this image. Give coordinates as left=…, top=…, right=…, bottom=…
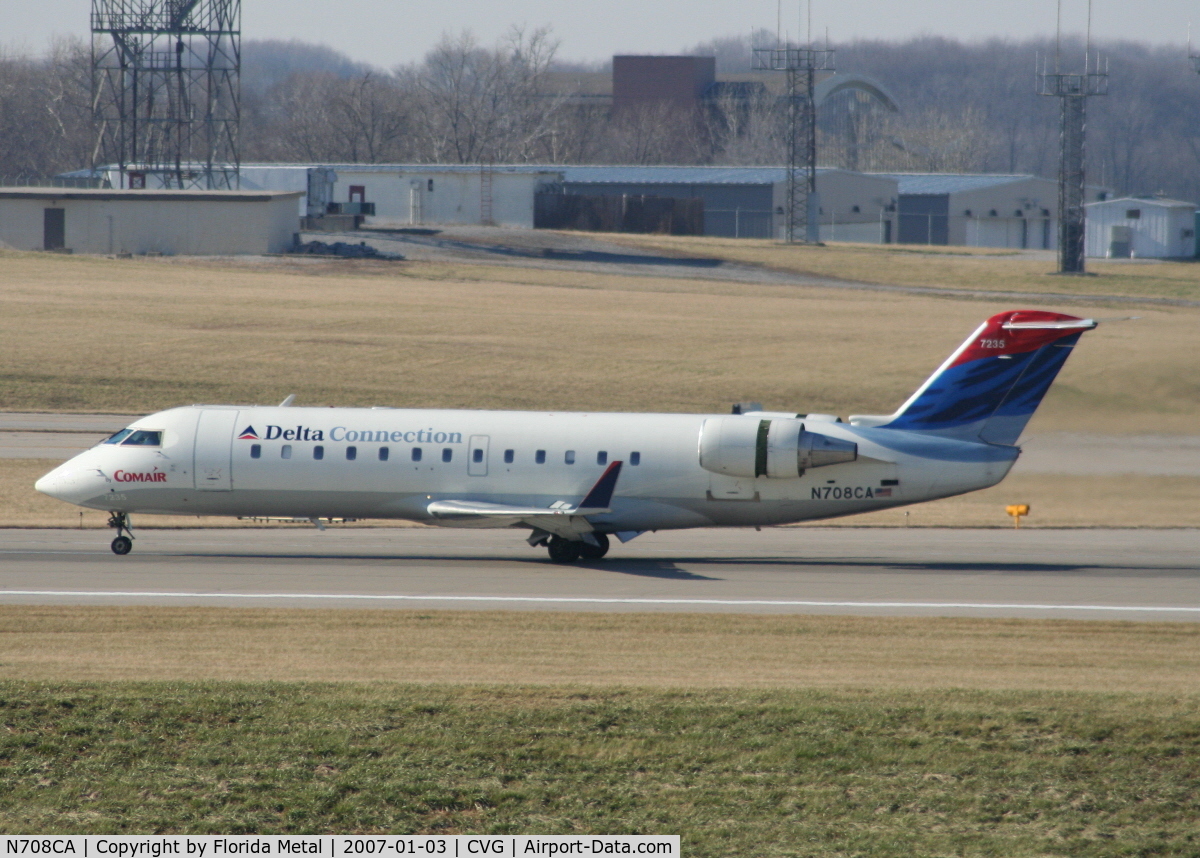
left=102, top=429, right=133, bottom=445
left=121, top=430, right=163, bottom=447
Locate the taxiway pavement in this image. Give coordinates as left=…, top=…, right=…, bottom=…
left=1, top=527, right=1196, bottom=621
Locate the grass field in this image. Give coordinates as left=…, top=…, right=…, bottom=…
left=0, top=682, right=1197, bottom=852
left=1, top=609, right=1200, bottom=850
left=601, top=232, right=1200, bottom=302
left=0, top=249, right=1196, bottom=433
left=3, top=608, right=1199, bottom=692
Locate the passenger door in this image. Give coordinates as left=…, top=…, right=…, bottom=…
left=193, top=409, right=239, bottom=491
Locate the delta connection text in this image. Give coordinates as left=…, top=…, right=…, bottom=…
left=253, top=425, right=464, bottom=445
left=2, top=838, right=678, bottom=857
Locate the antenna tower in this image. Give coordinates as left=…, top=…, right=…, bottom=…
left=753, top=45, right=833, bottom=243
left=1037, top=2, right=1106, bottom=274
left=91, top=0, right=241, bottom=189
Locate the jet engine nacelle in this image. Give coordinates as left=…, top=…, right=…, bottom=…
left=698, top=416, right=858, bottom=479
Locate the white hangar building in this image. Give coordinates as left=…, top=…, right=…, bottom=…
left=222, top=164, right=562, bottom=229
left=0, top=187, right=303, bottom=255
left=85, top=164, right=563, bottom=229
left=1085, top=197, right=1198, bottom=258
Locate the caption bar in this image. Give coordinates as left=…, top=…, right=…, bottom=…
left=3, top=837, right=679, bottom=857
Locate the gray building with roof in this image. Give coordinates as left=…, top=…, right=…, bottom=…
left=557, top=166, right=897, bottom=241
left=873, top=173, right=1110, bottom=249
left=0, top=187, right=302, bottom=255
left=76, top=162, right=1115, bottom=248
left=174, top=163, right=898, bottom=241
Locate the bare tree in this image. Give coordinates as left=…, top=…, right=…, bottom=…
left=878, top=106, right=993, bottom=173
left=407, top=26, right=564, bottom=163
left=253, top=71, right=411, bottom=163
left=0, top=40, right=91, bottom=180
left=706, top=87, right=784, bottom=165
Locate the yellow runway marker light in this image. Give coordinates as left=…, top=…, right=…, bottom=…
left=1006, top=503, right=1030, bottom=529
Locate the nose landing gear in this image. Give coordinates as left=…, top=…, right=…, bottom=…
left=107, top=512, right=134, bottom=555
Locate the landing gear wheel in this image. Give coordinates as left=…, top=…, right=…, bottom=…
left=106, top=511, right=134, bottom=555
left=578, top=533, right=610, bottom=560
left=547, top=536, right=581, bottom=563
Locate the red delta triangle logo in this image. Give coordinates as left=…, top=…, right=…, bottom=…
left=238, top=426, right=260, bottom=440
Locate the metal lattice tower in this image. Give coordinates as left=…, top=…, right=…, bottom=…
left=1037, top=64, right=1106, bottom=274
left=92, top=0, right=241, bottom=189
left=753, top=46, right=834, bottom=243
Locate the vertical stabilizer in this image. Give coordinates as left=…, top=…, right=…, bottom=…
left=879, top=311, right=1097, bottom=445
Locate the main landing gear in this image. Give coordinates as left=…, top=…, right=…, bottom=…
left=107, top=511, right=134, bottom=555
left=545, top=533, right=609, bottom=564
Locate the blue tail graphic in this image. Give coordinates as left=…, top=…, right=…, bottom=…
left=880, top=311, right=1097, bottom=445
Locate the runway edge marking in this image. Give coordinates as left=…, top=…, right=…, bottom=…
left=1, top=590, right=1199, bottom=613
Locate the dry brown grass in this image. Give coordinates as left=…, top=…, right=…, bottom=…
left=1, top=250, right=1196, bottom=434
left=1, top=606, right=1198, bottom=693
left=597, top=232, right=1200, bottom=301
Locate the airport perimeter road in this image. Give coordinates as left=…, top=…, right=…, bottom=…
left=1, top=527, right=1197, bottom=620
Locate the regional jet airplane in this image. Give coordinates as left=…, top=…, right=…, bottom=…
left=36, top=310, right=1097, bottom=561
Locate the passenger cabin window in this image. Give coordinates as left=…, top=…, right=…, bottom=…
left=379, top=447, right=389, bottom=461
left=281, top=445, right=292, bottom=459
left=597, top=451, right=608, bottom=465
left=472, top=448, right=484, bottom=463
left=346, top=446, right=357, bottom=461
left=442, top=448, right=453, bottom=463
left=565, top=450, right=576, bottom=465
left=103, top=429, right=133, bottom=445
left=250, top=444, right=261, bottom=459
left=313, top=446, right=324, bottom=460
left=504, top=449, right=514, bottom=464
left=630, top=451, right=641, bottom=466
left=535, top=450, right=546, bottom=464
left=121, top=430, right=162, bottom=446
left=412, top=448, right=422, bottom=462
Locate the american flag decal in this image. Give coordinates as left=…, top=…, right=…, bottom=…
left=875, top=488, right=892, bottom=497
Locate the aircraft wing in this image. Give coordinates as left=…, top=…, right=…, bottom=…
left=426, top=461, right=623, bottom=538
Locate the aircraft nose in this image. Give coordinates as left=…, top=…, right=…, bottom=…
left=35, top=465, right=104, bottom=505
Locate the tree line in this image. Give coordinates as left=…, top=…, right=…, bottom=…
left=3, top=29, right=1199, bottom=201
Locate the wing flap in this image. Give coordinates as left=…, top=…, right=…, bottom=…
left=426, top=462, right=624, bottom=537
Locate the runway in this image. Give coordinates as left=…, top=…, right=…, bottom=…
left=1, top=527, right=1197, bottom=620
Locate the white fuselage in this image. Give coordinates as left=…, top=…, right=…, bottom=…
left=36, top=405, right=1019, bottom=533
